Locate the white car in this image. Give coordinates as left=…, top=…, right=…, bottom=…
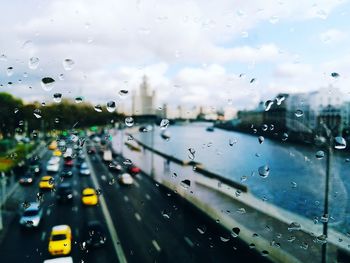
left=48, top=156, right=60, bottom=165
left=47, top=163, right=60, bottom=172
left=44, top=257, right=73, bottom=263
left=119, top=173, right=134, bottom=185
left=19, top=202, right=43, bottom=228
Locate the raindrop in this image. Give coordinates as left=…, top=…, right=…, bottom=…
left=95, top=189, right=102, bottom=196
left=161, top=210, right=170, bottom=219
left=315, top=234, right=327, bottom=244
left=180, top=179, right=191, bottom=189
left=237, top=208, right=246, bottom=214
left=125, top=117, right=134, bottom=127
left=269, top=124, right=274, bottom=131
left=258, top=165, right=270, bottom=178
left=22, top=40, right=33, bottom=49
left=250, top=78, right=256, bottom=84
left=119, top=90, right=129, bottom=97
left=291, top=181, right=297, bottom=188
left=59, top=73, right=64, bottom=80
left=160, top=119, right=170, bottom=129
left=258, top=136, right=264, bottom=144
left=108, top=178, right=116, bottom=185
left=33, top=109, right=42, bottom=119
left=14, top=108, right=19, bottom=114
left=23, top=72, right=28, bottom=78
left=123, top=159, right=132, bottom=165
left=54, top=118, right=59, bottom=124
left=53, top=93, right=62, bottom=103
left=22, top=201, right=31, bottom=209
left=220, top=236, right=230, bottom=242
left=262, top=124, right=268, bottom=131
left=249, top=243, right=255, bottom=249
left=269, top=15, right=279, bottom=24
left=264, top=100, right=273, bottom=111
left=36, top=192, right=44, bottom=202
left=300, top=242, right=308, bottom=250
left=63, top=58, right=75, bottom=70
left=275, top=95, right=285, bottom=105
left=287, top=236, right=296, bottom=242
left=197, top=225, right=206, bottom=234
left=41, top=77, right=55, bottom=91
left=282, top=132, right=289, bottom=141
left=0, top=54, right=7, bottom=61
left=106, top=101, right=116, bottom=112
left=94, top=104, right=102, bottom=112
left=231, top=227, right=240, bottom=238
left=6, top=67, right=13, bottom=76
left=229, top=138, right=237, bottom=146
left=331, top=72, right=340, bottom=78
left=294, top=109, right=303, bottom=117
left=188, top=148, right=196, bottom=160
left=288, top=222, right=301, bottom=231
left=334, top=136, right=346, bottom=150
left=75, top=96, right=83, bottom=103
left=261, top=250, right=270, bottom=257
left=315, top=150, right=325, bottom=159
left=28, top=57, right=39, bottom=69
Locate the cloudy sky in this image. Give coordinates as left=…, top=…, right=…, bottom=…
left=0, top=0, right=350, bottom=112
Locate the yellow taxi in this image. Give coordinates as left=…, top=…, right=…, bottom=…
left=53, top=149, right=62, bottom=157
left=81, top=188, right=98, bottom=206
left=48, top=225, right=72, bottom=256
left=39, top=176, right=54, bottom=190
left=48, top=141, right=57, bottom=150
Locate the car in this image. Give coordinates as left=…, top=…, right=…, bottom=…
left=82, top=221, right=107, bottom=248
left=48, top=156, right=60, bottom=165
left=28, top=158, right=41, bottom=175
left=109, top=161, right=123, bottom=173
left=79, top=167, right=90, bottom=176
left=64, top=157, right=74, bottom=167
left=61, top=169, right=73, bottom=178
left=48, top=225, right=72, bottom=256
left=81, top=188, right=98, bottom=205
left=63, top=148, right=73, bottom=158
left=39, top=176, right=54, bottom=190
left=128, top=165, right=141, bottom=175
left=48, top=141, right=58, bottom=150
left=58, top=140, right=66, bottom=147
left=80, top=162, right=88, bottom=169
left=78, top=153, right=85, bottom=161
left=19, top=174, right=34, bottom=185
left=43, top=257, right=73, bottom=263
left=53, top=150, right=62, bottom=157
left=87, top=147, right=96, bottom=154
left=46, top=162, right=60, bottom=173
left=119, top=173, right=134, bottom=185
left=19, top=202, right=43, bottom=228
left=56, top=183, right=73, bottom=203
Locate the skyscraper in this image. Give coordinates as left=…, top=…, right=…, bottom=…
left=132, top=75, right=155, bottom=116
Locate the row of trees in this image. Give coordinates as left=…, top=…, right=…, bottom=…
left=0, top=92, right=125, bottom=138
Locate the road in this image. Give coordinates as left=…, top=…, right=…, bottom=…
left=0, top=139, right=271, bottom=263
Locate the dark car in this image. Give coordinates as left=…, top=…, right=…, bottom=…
left=64, top=157, right=74, bottom=167
left=82, top=221, right=107, bottom=248
left=28, top=158, right=41, bottom=175
left=56, top=183, right=73, bottom=203
left=19, top=173, right=34, bottom=185
left=61, top=169, right=73, bottom=178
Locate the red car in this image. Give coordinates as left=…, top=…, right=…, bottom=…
left=129, top=166, right=141, bottom=175
left=64, top=158, right=74, bottom=167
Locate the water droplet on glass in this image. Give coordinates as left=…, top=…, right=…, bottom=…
left=220, top=236, right=230, bottom=242
left=334, top=136, right=346, bottom=150
left=53, top=93, right=62, bottom=103
left=269, top=15, right=279, bottom=24
left=315, top=150, right=325, bottom=159
left=258, top=165, right=270, bottom=178
left=22, top=201, right=31, bottom=209
left=75, top=96, right=83, bottom=103
left=282, top=132, right=289, bottom=141
left=275, top=95, right=285, bottom=105
left=237, top=208, right=246, bottom=214
left=288, top=222, right=301, bottom=231
left=295, top=109, right=303, bottom=117
left=123, top=159, right=132, bottom=165
left=231, top=227, right=240, bottom=238
left=59, top=73, right=64, bottom=80
left=264, top=100, right=273, bottom=111
left=197, top=225, right=206, bottom=234
left=28, top=57, right=39, bottom=69
left=161, top=210, right=170, bottom=219
left=180, top=179, right=191, bottom=189
left=229, top=138, right=237, bottom=146
left=33, top=109, right=42, bottom=119
left=6, top=67, right=13, bottom=76
left=41, top=77, right=55, bottom=91
left=94, top=104, right=102, bottom=112
left=300, top=242, right=308, bottom=250
left=315, top=234, right=327, bottom=244
left=119, top=90, right=129, bottom=97
left=188, top=148, right=196, bottom=160
left=287, top=236, right=296, bottom=242
left=54, top=118, right=59, bottom=124
left=160, top=119, right=170, bottom=129
left=106, top=101, right=116, bottom=112
left=63, top=58, right=75, bottom=70
left=331, top=72, right=340, bottom=78
left=258, top=136, right=264, bottom=144
left=14, top=108, right=19, bottom=114
left=22, top=40, right=33, bottom=49
left=250, top=78, right=256, bottom=84
left=125, top=117, right=134, bottom=127
left=0, top=54, right=7, bottom=61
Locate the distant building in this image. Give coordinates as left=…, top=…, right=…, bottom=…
left=132, top=75, right=155, bottom=116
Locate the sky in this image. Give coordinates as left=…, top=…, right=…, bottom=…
left=0, top=0, right=350, bottom=112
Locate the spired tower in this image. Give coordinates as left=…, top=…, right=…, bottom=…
left=132, top=75, right=155, bottom=116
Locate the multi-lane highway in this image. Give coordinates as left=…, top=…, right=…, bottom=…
left=0, top=138, right=271, bottom=263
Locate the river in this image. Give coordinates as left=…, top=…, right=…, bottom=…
left=120, top=122, right=350, bottom=233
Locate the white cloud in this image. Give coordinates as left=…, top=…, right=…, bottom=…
left=320, top=29, right=347, bottom=44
